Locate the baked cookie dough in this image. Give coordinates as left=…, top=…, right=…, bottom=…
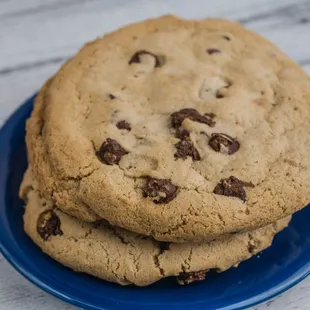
left=26, top=15, right=310, bottom=242
left=21, top=171, right=290, bottom=286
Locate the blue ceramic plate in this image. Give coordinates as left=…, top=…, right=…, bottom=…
left=1, top=95, right=310, bottom=310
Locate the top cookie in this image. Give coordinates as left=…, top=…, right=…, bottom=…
left=26, top=15, right=310, bottom=242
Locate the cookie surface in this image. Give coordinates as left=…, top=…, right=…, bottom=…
left=21, top=173, right=290, bottom=286
left=26, top=15, right=310, bottom=242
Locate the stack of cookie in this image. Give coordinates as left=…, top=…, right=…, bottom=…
left=20, top=16, right=310, bottom=286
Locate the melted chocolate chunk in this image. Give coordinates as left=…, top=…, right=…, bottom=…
left=129, top=50, right=165, bottom=68
left=206, top=48, right=221, bottom=54
left=171, top=108, right=216, bottom=128
left=97, top=138, right=128, bottom=165
left=176, top=271, right=207, bottom=285
left=222, top=35, right=231, bottom=41
left=37, top=210, right=63, bottom=241
left=143, top=178, right=177, bottom=204
left=213, top=176, right=254, bottom=202
left=108, top=94, right=116, bottom=100
left=116, top=120, right=131, bottom=131
left=175, top=140, right=200, bottom=161
left=208, top=133, right=240, bottom=155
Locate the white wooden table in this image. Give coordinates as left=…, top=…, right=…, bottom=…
left=1, top=0, right=310, bottom=309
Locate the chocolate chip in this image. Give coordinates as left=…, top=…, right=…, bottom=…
left=97, top=138, right=128, bottom=165
left=176, top=271, right=207, bottom=285
left=222, top=35, right=231, bottom=41
left=116, top=120, right=131, bottom=131
left=175, top=128, right=190, bottom=140
left=143, top=177, right=177, bottom=204
left=129, top=50, right=165, bottom=68
left=206, top=48, right=221, bottom=55
left=213, top=176, right=254, bottom=201
left=171, top=108, right=216, bottom=128
left=108, top=94, right=116, bottom=100
left=37, top=210, right=63, bottom=241
left=175, top=140, right=200, bottom=161
left=208, top=133, right=240, bottom=155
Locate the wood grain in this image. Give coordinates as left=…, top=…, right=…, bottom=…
left=1, top=0, right=310, bottom=309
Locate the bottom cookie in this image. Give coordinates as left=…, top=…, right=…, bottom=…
left=21, top=174, right=291, bottom=286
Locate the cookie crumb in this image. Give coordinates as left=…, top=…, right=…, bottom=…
left=176, top=271, right=207, bottom=285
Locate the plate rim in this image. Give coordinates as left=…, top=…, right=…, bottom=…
left=1, top=95, right=310, bottom=310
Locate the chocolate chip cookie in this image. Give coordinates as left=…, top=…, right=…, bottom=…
left=21, top=172, right=290, bottom=286
left=26, top=15, right=310, bottom=242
